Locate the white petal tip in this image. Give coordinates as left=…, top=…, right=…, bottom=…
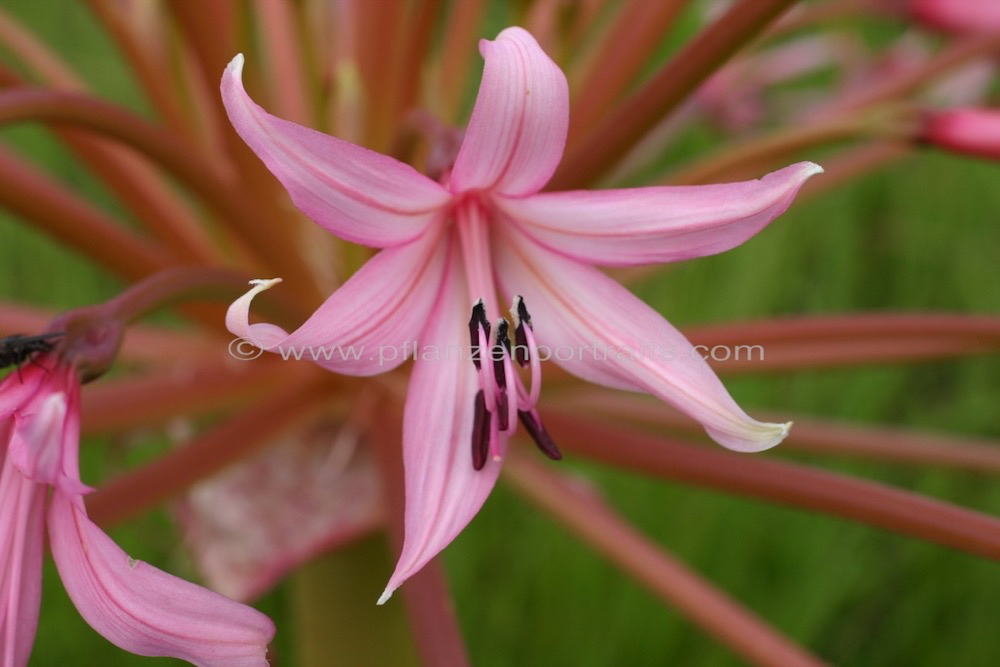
left=248, top=277, right=282, bottom=290
left=803, top=162, right=825, bottom=176
left=227, top=53, right=245, bottom=75
left=376, top=588, right=394, bottom=606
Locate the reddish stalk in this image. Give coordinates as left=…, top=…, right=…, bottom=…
left=686, top=313, right=1000, bottom=345
left=505, top=454, right=827, bottom=667
left=549, top=0, right=801, bottom=189
left=546, top=390, right=1000, bottom=474
left=0, top=7, right=83, bottom=90
left=168, top=0, right=319, bottom=286
left=87, top=376, right=331, bottom=527
left=370, top=395, right=471, bottom=667
left=82, top=360, right=310, bottom=434
left=253, top=0, right=310, bottom=126
left=0, top=88, right=322, bottom=310
left=0, top=60, right=224, bottom=265
left=354, top=0, right=404, bottom=152
left=435, top=0, right=485, bottom=122
left=568, top=0, right=686, bottom=144
left=0, top=144, right=175, bottom=280
left=390, top=0, right=441, bottom=152
left=84, top=0, right=193, bottom=136
left=561, top=0, right=611, bottom=55
left=666, top=116, right=872, bottom=185
left=546, top=414, right=1000, bottom=560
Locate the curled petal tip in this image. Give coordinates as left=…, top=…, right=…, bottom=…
left=802, top=161, right=825, bottom=177
left=248, top=277, right=282, bottom=290
left=376, top=587, right=394, bottom=606
left=227, top=53, right=245, bottom=76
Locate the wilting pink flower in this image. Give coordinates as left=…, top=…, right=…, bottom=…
left=222, top=27, right=821, bottom=603
left=0, top=356, right=274, bottom=667
left=177, top=424, right=382, bottom=601
left=924, top=107, right=1000, bottom=160
left=909, top=0, right=1000, bottom=34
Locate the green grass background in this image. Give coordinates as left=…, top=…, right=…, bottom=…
left=1, top=2, right=999, bottom=665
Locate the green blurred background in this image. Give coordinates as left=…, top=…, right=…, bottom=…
left=1, top=2, right=999, bottom=665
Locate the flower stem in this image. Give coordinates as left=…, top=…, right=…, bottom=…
left=505, top=453, right=827, bottom=667
left=290, top=535, right=420, bottom=667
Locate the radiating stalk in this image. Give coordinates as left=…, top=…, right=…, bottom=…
left=666, top=116, right=874, bottom=185
left=0, top=7, right=83, bottom=90
left=548, top=414, right=1000, bottom=560
left=81, top=360, right=313, bottom=434
left=568, top=0, right=686, bottom=143
left=0, top=88, right=323, bottom=312
left=0, top=144, right=175, bottom=280
left=434, top=0, right=485, bottom=122
left=550, top=0, right=802, bottom=188
left=545, top=391, right=1000, bottom=474
left=84, top=0, right=193, bottom=135
left=254, top=0, right=311, bottom=126
left=505, top=453, right=827, bottom=667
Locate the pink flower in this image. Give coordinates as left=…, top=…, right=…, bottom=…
left=924, top=107, right=1000, bottom=160
left=0, top=356, right=274, bottom=667
left=222, top=27, right=822, bottom=603
left=909, top=0, right=1000, bottom=34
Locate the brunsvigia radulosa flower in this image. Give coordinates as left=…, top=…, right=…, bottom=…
left=0, top=2, right=999, bottom=665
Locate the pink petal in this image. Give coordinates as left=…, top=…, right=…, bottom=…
left=910, top=0, right=1000, bottom=34
left=450, top=27, right=569, bottom=197
left=495, top=232, right=791, bottom=452
left=379, top=241, right=505, bottom=604
left=226, top=232, right=448, bottom=376
left=48, top=493, right=275, bottom=667
left=925, top=108, right=1000, bottom=161
left=497, top=162, right=823, bottom=267
left=0, top=431, right=46, bottom=667
left=221, top=54, right=451, bottom=247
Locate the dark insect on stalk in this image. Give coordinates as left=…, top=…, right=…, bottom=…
left=0, top=333, right=63, bottom=380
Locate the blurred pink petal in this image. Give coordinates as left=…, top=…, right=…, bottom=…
left=221, top=54, right=451, bottom=248
left=910, top=0, right=1000, bottom=34
left=498, top=162, right=822, bottom=266
left=177, top=424, right=382, bottom=601
left=925, top=108, right=1000, bottom=160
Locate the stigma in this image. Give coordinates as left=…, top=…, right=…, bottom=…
left=467, top=297, right=561, bottom=470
